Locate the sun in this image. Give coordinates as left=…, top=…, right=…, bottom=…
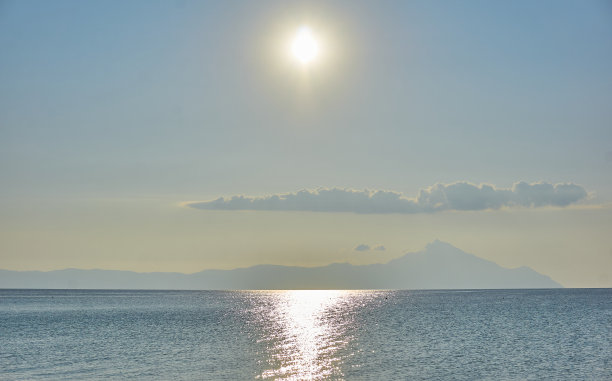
left=291, top=27, right=319, bottom=65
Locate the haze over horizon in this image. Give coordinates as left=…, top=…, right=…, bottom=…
left=1, top=0, right=611, bottom=288
left=0, top=240, right=563, bottom=289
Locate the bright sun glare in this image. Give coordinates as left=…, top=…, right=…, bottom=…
left=292, top=27, right=319, bottom=65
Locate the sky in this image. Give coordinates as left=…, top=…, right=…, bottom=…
left=1, top=0, right=611, bottom=287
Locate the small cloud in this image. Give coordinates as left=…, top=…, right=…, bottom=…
left=354, top=244, right=370, bottom=252
left=374, top=245, right=386, bottom=251
left=186, top=181, right=589, bottom=214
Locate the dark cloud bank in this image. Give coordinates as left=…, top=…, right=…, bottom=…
left=187, top=181, right=588, bottom=214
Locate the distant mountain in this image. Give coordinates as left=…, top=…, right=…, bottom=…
left=0, top=241, right=562, bottom=289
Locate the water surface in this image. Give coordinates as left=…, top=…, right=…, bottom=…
left=1, top=289, right=610, bottom=380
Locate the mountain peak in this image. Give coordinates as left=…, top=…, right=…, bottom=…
left=424, top=239, right=461, bottom=253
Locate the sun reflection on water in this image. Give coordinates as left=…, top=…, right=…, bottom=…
left=251, top=290, right=370, bottom=380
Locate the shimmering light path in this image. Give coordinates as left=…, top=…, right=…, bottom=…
left=249, top=291, right=375, bottom=379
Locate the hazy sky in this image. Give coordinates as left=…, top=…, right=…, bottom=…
left=1, top=0, right=611, bottom=287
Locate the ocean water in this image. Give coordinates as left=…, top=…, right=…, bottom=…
left=1, top=289, right=610, bottom=380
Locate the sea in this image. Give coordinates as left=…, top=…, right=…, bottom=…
left=1, top=289, right=610, bottom=380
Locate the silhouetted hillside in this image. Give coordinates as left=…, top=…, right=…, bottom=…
left=0, top=241, right=562, bottom=289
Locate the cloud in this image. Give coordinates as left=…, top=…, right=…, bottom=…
left=354, top=244, right=370, bottom=252
left=417, top=181, right=588, bottom=211
left=374, top=245, right=386, bottom=251
left=186, top=181, right=588, bottom=214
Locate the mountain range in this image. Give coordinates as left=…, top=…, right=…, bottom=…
left=0, top=241, right=561, bottom=289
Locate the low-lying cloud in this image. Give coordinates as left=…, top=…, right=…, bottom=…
left=187, top=181, right=588, bottom=214
left=354, top=244, right=385, bottom=252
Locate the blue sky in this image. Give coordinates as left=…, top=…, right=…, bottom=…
left=1, top=0, right=611, bottom=286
